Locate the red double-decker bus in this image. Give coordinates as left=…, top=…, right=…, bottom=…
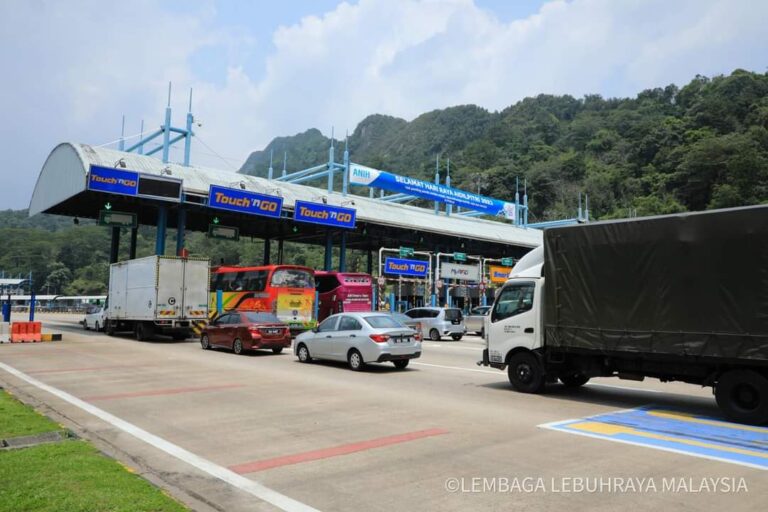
left=210, top=265, right=316, bottom=332
left=314, top=271, right=374, bottom=322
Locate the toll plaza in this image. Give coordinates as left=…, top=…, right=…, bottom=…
left=29, top=144, right=542, bottom=277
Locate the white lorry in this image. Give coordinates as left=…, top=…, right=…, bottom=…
left=480, top=206, right=768, bottom=424
left=106, top=255, right=210, bottom=341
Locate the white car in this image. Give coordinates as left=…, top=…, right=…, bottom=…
left=294, top=312, right=421, bottom=371
left=83, top=306, right=107, bottom=332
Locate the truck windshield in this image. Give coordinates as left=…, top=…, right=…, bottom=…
left=493, top=283, right=535, bottom=321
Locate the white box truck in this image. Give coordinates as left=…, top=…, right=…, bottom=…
left=106, top=255, right=210, bottom=341
left=480, top=205, right=768, bottom=424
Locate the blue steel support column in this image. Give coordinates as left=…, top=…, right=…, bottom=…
left=162, top=82, right=172, bottom=164
left=176, top=207, right=186, bottom=256
left=110, top=227, right=121, bottom=264
left=434, top=155, right=440, bottom=215
left=324, top=231, right=333, bottom=271
left=138, top=120, right=145, bottom=155
left=129, top=227, right=138, bottom=260
left=268, top=150, right=274, bottom=180
left=338, top=231, right=347, bottom=271
left=155, top=206, right=167, bottom=255
left=342, top=134, right=349, bottom=196
left=327, top=128, right=335, bottom=193
left=216, top=289, right=223, bottom=315
left=183, top=89, right=193, bottom=166
left=389, top=292, right=395, bottom=313
left=524, top=179, right=529, bottom=226
left=119, top=115, right=125, bottom=151
left=446, top=158, right=452, bottom=217
left=277, top=239, right=284, bottom=264
left=366, top=250, right=373, bottom=275
left=29, top=293, right=36, bottom=322
left=263, top=239, right=271, bottom=265
left=515, top=177, right=520, bottom=226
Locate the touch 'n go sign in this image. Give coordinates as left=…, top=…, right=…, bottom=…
left=293, top=200, right=356, bottom=229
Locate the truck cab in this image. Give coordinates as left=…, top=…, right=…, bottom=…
left=483, top=246, right=544, bottom=367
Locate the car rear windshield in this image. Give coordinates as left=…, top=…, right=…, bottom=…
left=364, top=315, right=404, bottom=329
left=444, top=309, right=462, bottom=321
left=243, top=312, right=281, bottom=323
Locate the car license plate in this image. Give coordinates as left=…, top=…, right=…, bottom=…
left=451, top=320, right=460, bottom=324
left=266, top=328, right=281, bottom=335
left=395, top=336, right=411, bottom=344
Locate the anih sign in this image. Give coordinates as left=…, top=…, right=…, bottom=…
left=208, top=185, right=283, bottom=218
left=440, top=263, right=481, bottom=282
left=294, top=200, right=356, bottom=229
left=488, top=265, right=513, bottom=283
left=384, top=257, right=429, bottom=277
left=88, top=165, right=139, bottom=196
left=350, top=163, right=516, bottom=220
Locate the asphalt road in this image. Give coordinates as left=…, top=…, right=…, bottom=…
left=1, top=314, right=764, bottom=512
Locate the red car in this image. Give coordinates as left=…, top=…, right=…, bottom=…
left=201, top=311, right=291, bottom=355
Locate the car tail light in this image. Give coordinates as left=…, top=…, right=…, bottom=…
left=413, top=331, right=421, bottom=341
left=369, top=334, right=390, bottom=343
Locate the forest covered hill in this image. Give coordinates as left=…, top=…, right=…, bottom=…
left=242, top=70, right=768, bottom=222
left=4, top=69, right=767, bottom=294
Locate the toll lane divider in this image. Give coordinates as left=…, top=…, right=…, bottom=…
left=539, top=406, right=768, bottom=470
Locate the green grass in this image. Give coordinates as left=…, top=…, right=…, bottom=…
left=0, top=390, right=188, bottom=511
left=0, top=441, right=188, bottom=512
left=0, top=390, right=61, bottom=440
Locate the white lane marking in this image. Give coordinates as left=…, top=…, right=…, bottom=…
left=411, top=362, right=499, bottom=375
left=424, top=343, right=482, bottom=352
left=0, top=361, right=319, bottom=512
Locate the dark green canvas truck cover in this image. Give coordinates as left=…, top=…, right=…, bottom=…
left=543, top=205, right=768, bottom=362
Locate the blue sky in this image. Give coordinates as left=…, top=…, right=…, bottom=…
left=1, top=0, right=766, bottom=210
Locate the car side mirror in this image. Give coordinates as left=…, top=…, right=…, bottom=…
left=311, top=327, right=318, bottom=333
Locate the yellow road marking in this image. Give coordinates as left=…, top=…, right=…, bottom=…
left=570, top=420, right=768, bottom=459
left=647, top=409, right=768, bottom=434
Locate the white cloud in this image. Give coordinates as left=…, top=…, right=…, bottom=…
left=2, top=0, right=766, bottom=209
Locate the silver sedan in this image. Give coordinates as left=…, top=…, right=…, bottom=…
left=294, top=312, right=421, bottom=371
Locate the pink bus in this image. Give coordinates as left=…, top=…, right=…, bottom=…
left=315, top=271, right=374, bottom=322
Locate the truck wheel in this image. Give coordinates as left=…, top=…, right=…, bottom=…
left=560, top=373, right=590, bottom=388
left=715, top=370, right=768, bottom=425
left=507, top=352, right=545, bottom=393
left=172, top=332, right=188, bottom=341
left=135, top=322, right=153, bottom=341
left=106, top=322, right=115, bottom=336
left=95, top=322, right=101, bottom=332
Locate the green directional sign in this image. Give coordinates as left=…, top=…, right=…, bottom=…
left=208, top=224, right=240, bottom=241
left=98, top=210, right=136, bottom=228
left=453, top=252, right=467, bottom=262
left=501, top=257, right=515, bottom=267
left=399, top=246, right=415, bottom=257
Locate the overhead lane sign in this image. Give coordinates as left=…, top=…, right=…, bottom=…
left=440, top=263, right=481, bottom=282
left=349, top=163, right=516, bottom=220
left=88, top=166, right=139, bottom=195
left=87, top=165, right=182, bottom=202
left=488, top=265, right=513, bottom=283
left=208, top=185, right=283, bottom=218
left=294, top=200, right=356, bottom=229
left=384, top=257, right=429, bottom=277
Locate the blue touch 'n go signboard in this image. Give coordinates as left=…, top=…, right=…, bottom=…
left=384, top=257, right=429, bottom=277
left=349, top=163, right=516, bottom=220
left=294, top=200, right=356, bottom=229
left=87, top=165, right=139, bottom=196
left=208, top=185, right=283, bottom=218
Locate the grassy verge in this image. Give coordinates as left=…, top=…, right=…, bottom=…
left=0, top=389, right=61, bottom=439
left=0, top=390, right=188, bottom=512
